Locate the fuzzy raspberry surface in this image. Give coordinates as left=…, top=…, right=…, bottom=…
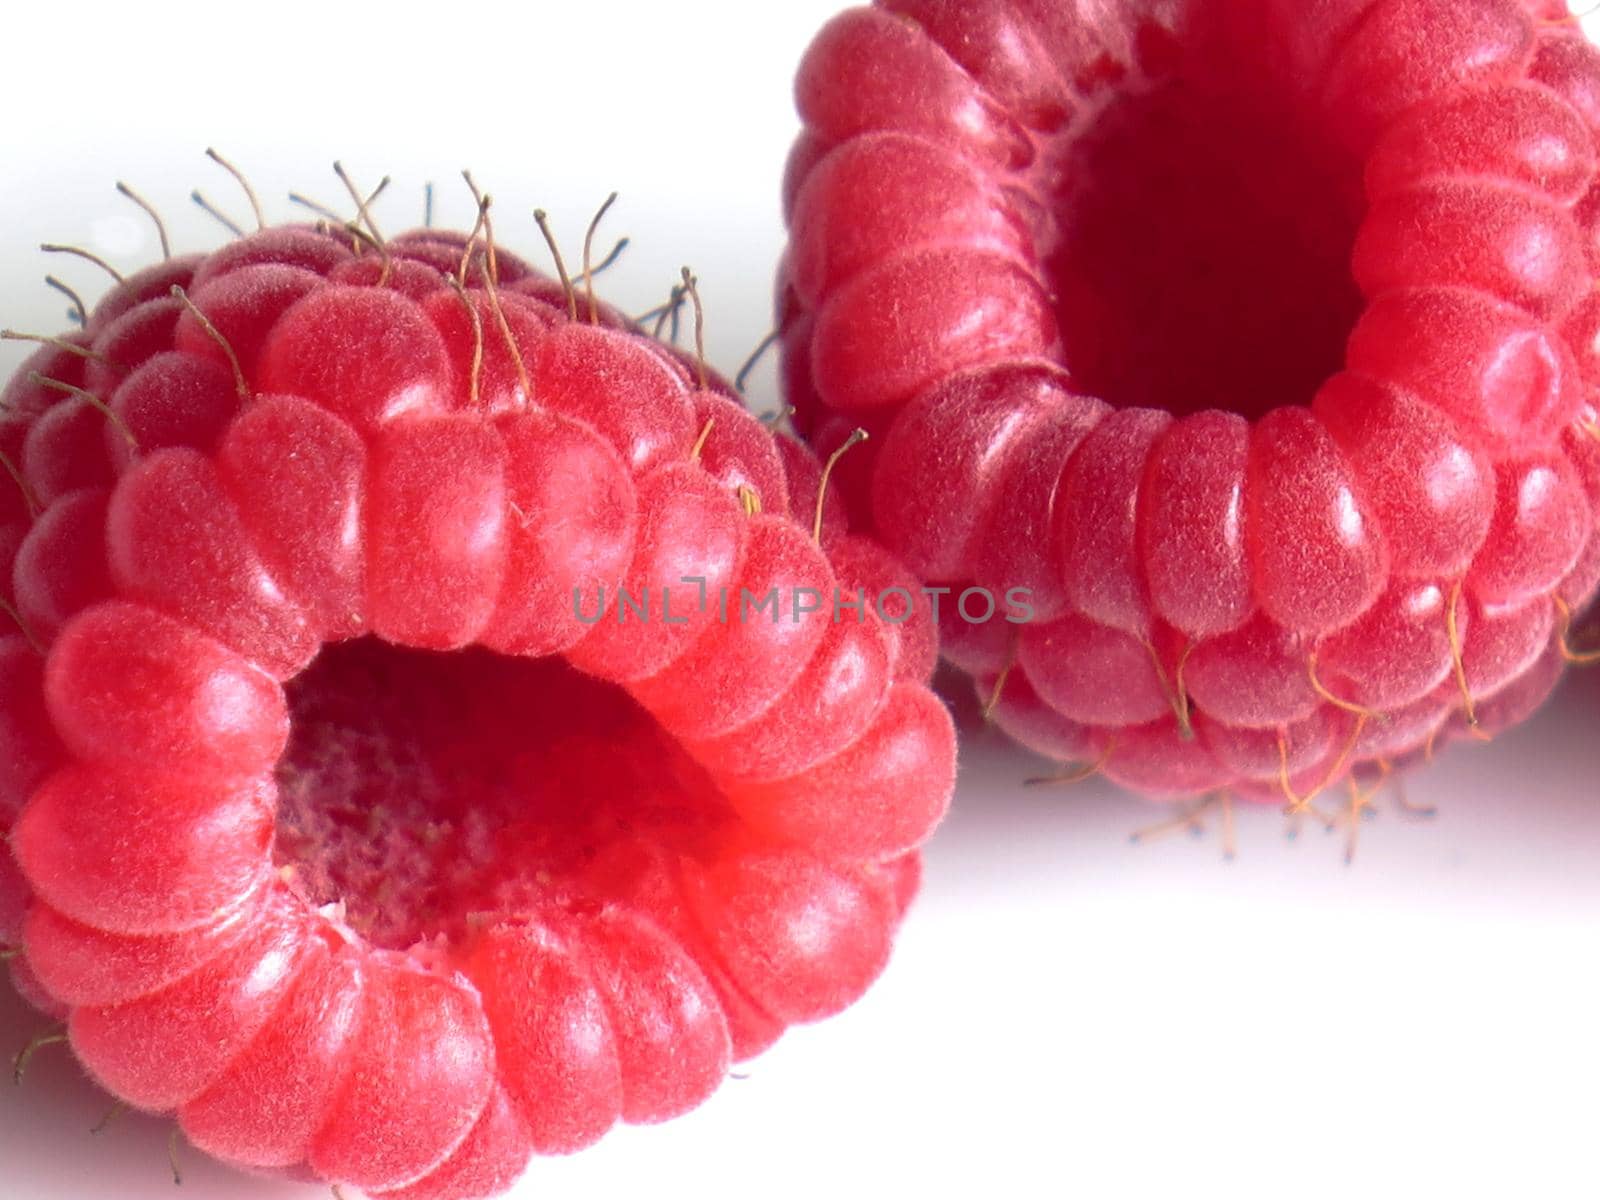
left=0, top=220, right=953, bottom=1199
left=781, top=0, right=1600, bottom=805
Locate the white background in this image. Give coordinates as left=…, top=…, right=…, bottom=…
left=2, top=3, right=1600, bottom=1199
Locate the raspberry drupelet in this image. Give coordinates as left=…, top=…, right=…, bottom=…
left=781, top=0, right=1600, bottom=808
left=0, top=204, right=954, bottom=1199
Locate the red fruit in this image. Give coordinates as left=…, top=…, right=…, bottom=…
left=784, top=0, right=1600, bottom=804
left=1, top=216, right=954, bottom=1199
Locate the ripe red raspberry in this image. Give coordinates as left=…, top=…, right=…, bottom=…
left=781, top=0, right=1600, bottom=808
left=0, top=202, right=952, bottom=1198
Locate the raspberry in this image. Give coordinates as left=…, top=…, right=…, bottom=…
left=0, top=195, right=953, bottom=1198
left=781, top=0, right=1600, bottom=808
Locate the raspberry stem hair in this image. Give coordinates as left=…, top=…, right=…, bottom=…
left=11, top=1028, right=67, bottom=1086
left=735, top=329, right=780, bottom=394
left=531, top=207, right=578, bottom=321
left=42, top=276, right=87, bottom=327
left=204, top=147, right=265, bottom=231
left=40, top=243, right=122, bottom=284
left=170, top=285, right=250, bottom=403
left=191, top=189, right=246, bottom=237
left=583, top=193, right=620, bottom=324
left=26, top=372, right=136, bottom=449
left=114, top=181, right=171, bottom=261
left=1, top=329, right=95, bottom=357
left=679, top=266, right=708, bottom=388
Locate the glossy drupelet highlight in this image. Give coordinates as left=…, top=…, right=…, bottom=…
left=781, top=0, right=1600, bottom=806
left=0, top=216, right=954, bottom=1198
